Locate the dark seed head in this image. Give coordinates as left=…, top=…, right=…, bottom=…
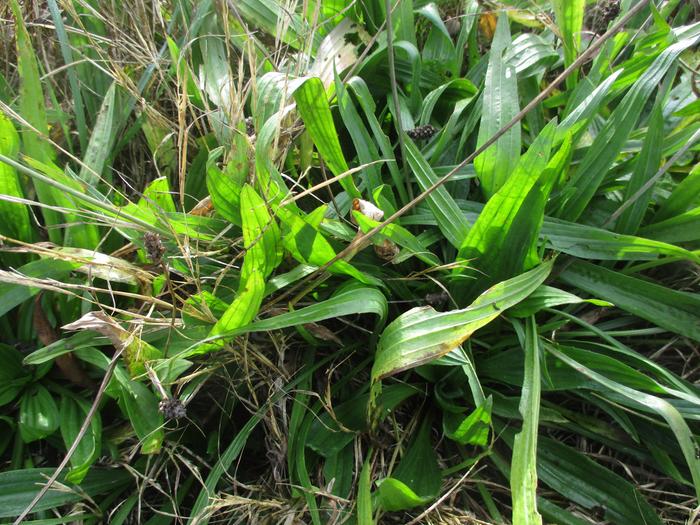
left=244, top=116, right=255, bottom=136
left=143, top=231, right=165, bottom=263
left=406, top=124, right=438, bottom=140
left=159, top=398, right=187, bottom=419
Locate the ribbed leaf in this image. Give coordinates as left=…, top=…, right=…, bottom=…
left=372, top=260, right=552, bottom=382
left=559, top=261, right=700, bottom=341
left=510, top=317, right=543, bottom=525
left=474, top=13, right=521, bottom=197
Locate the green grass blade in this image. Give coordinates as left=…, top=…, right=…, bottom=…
left=548, top=345, right=700, bottom=500
left=559, top=260, right=700, bottom=341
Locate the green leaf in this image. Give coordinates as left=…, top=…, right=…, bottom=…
left=614, top=101, right=664, bottom=234
left=60, top=395, right=101, bottom=484
left=535, top=436, right=663, bottom=525
left=510, top=285, right=612, bottom=318
left=357, top=456, right=374, bottom=524
left=559, top=28, right=700, bottom=220
left=120, top=380, right=163, bottom=454
left=371, top=260, right=552, bottom=383
left=0, top=468, right=130, bottom=518
left=559, top=260, right=700, bottom=341
left=377, top=417, right=441, bottom=511
left=0, top=344, right=31, bottom=406
left=443, top=396, right=492, bottom=446
left=19, top=385, right=60, bottom=443
left=78, top=82, right=118, bottom=186
left=239, top=184, right=282, bottom=280
left=404, top=139, right=469, bottom=248
left=510, top=317, right=543, bottom=525
left=547, top=345, right=700, bottom=501
left=294, top=77, right=360, bottom=198
left=276, top=206, right=380, bottom=286
left=552, top=0, right=585, bottom=89
left=653, top=163, right=700, bottom=222
left=208, top=271, right=265, bottom=343
left=639, top=206, right=700, bottom=243
left=0, top=112, right=32, bottom=248
left=454, top=123, right=562, bottom=299
left=474, top=13, right=521, bottom=197
left=140, top=176, right=176, bottom=214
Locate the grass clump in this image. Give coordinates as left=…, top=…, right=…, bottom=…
left=0, top=0, right=699, bottom=524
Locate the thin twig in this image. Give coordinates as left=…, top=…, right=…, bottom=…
left=13, top=349, right=123, bottom=524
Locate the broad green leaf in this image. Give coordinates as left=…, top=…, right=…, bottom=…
left=653, top=163, right=700, bottom=222
left=208, top=271, right=265, bottom=343
left=510, top=317, right=543, bottom=525
left=294, top=77, right=360, bottom=198
left=510, top=285, right=612, bottom=318
left=140, top=176, right=176, bottom=214
left=443, top=396, right=492, bottom=447
left=239, top=184, right=282, bottom=280
left=377, top=417, right=441, bottom=511
left=534, top=435, right=663, bottom=525
left=372, top=260, right=552, bottom=383
left=335, top=73, right=383, bottom=193
left=206, top=142, right=248, bottom=226
left=559, top=261, right=700, bottom=341
left=10, top=0, right=52, bottom=165
left=120, top=379, right=164, bottom=454
left=0, top=344, right=31, bottom=406
left=454, top=123, right=561, bottom=300
left=552, top=0, right=585, bottom=89
left=640, top=206, right=700, bottom=243
left=60, top=395, right=101, bottom=484
left=276, top=206, right=380, bottom=286
left=404, top=139, right=469, bottom=248
left=19, top=385, right=59, bottom=443
left=0, top=468, right=130, bottom=518
left=0, top=112, right=32, bottom=249
left=474, top=13, right=521, bottom=197
left=0, top=259, right=78, bottom=317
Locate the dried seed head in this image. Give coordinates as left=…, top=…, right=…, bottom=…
left=159, top=398, right=187, bottom=419
left=374, top=239, right=400, bottom=262
left=245, top=116, right=255, bottom=137
left=143, top=232, right=165, bottom=263
left=406, top=124, right=438, bottom=140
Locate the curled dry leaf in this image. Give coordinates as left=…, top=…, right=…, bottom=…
left=63, top=312, right=162, bottom=377
left=352, top=198, right=384, bottom=222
